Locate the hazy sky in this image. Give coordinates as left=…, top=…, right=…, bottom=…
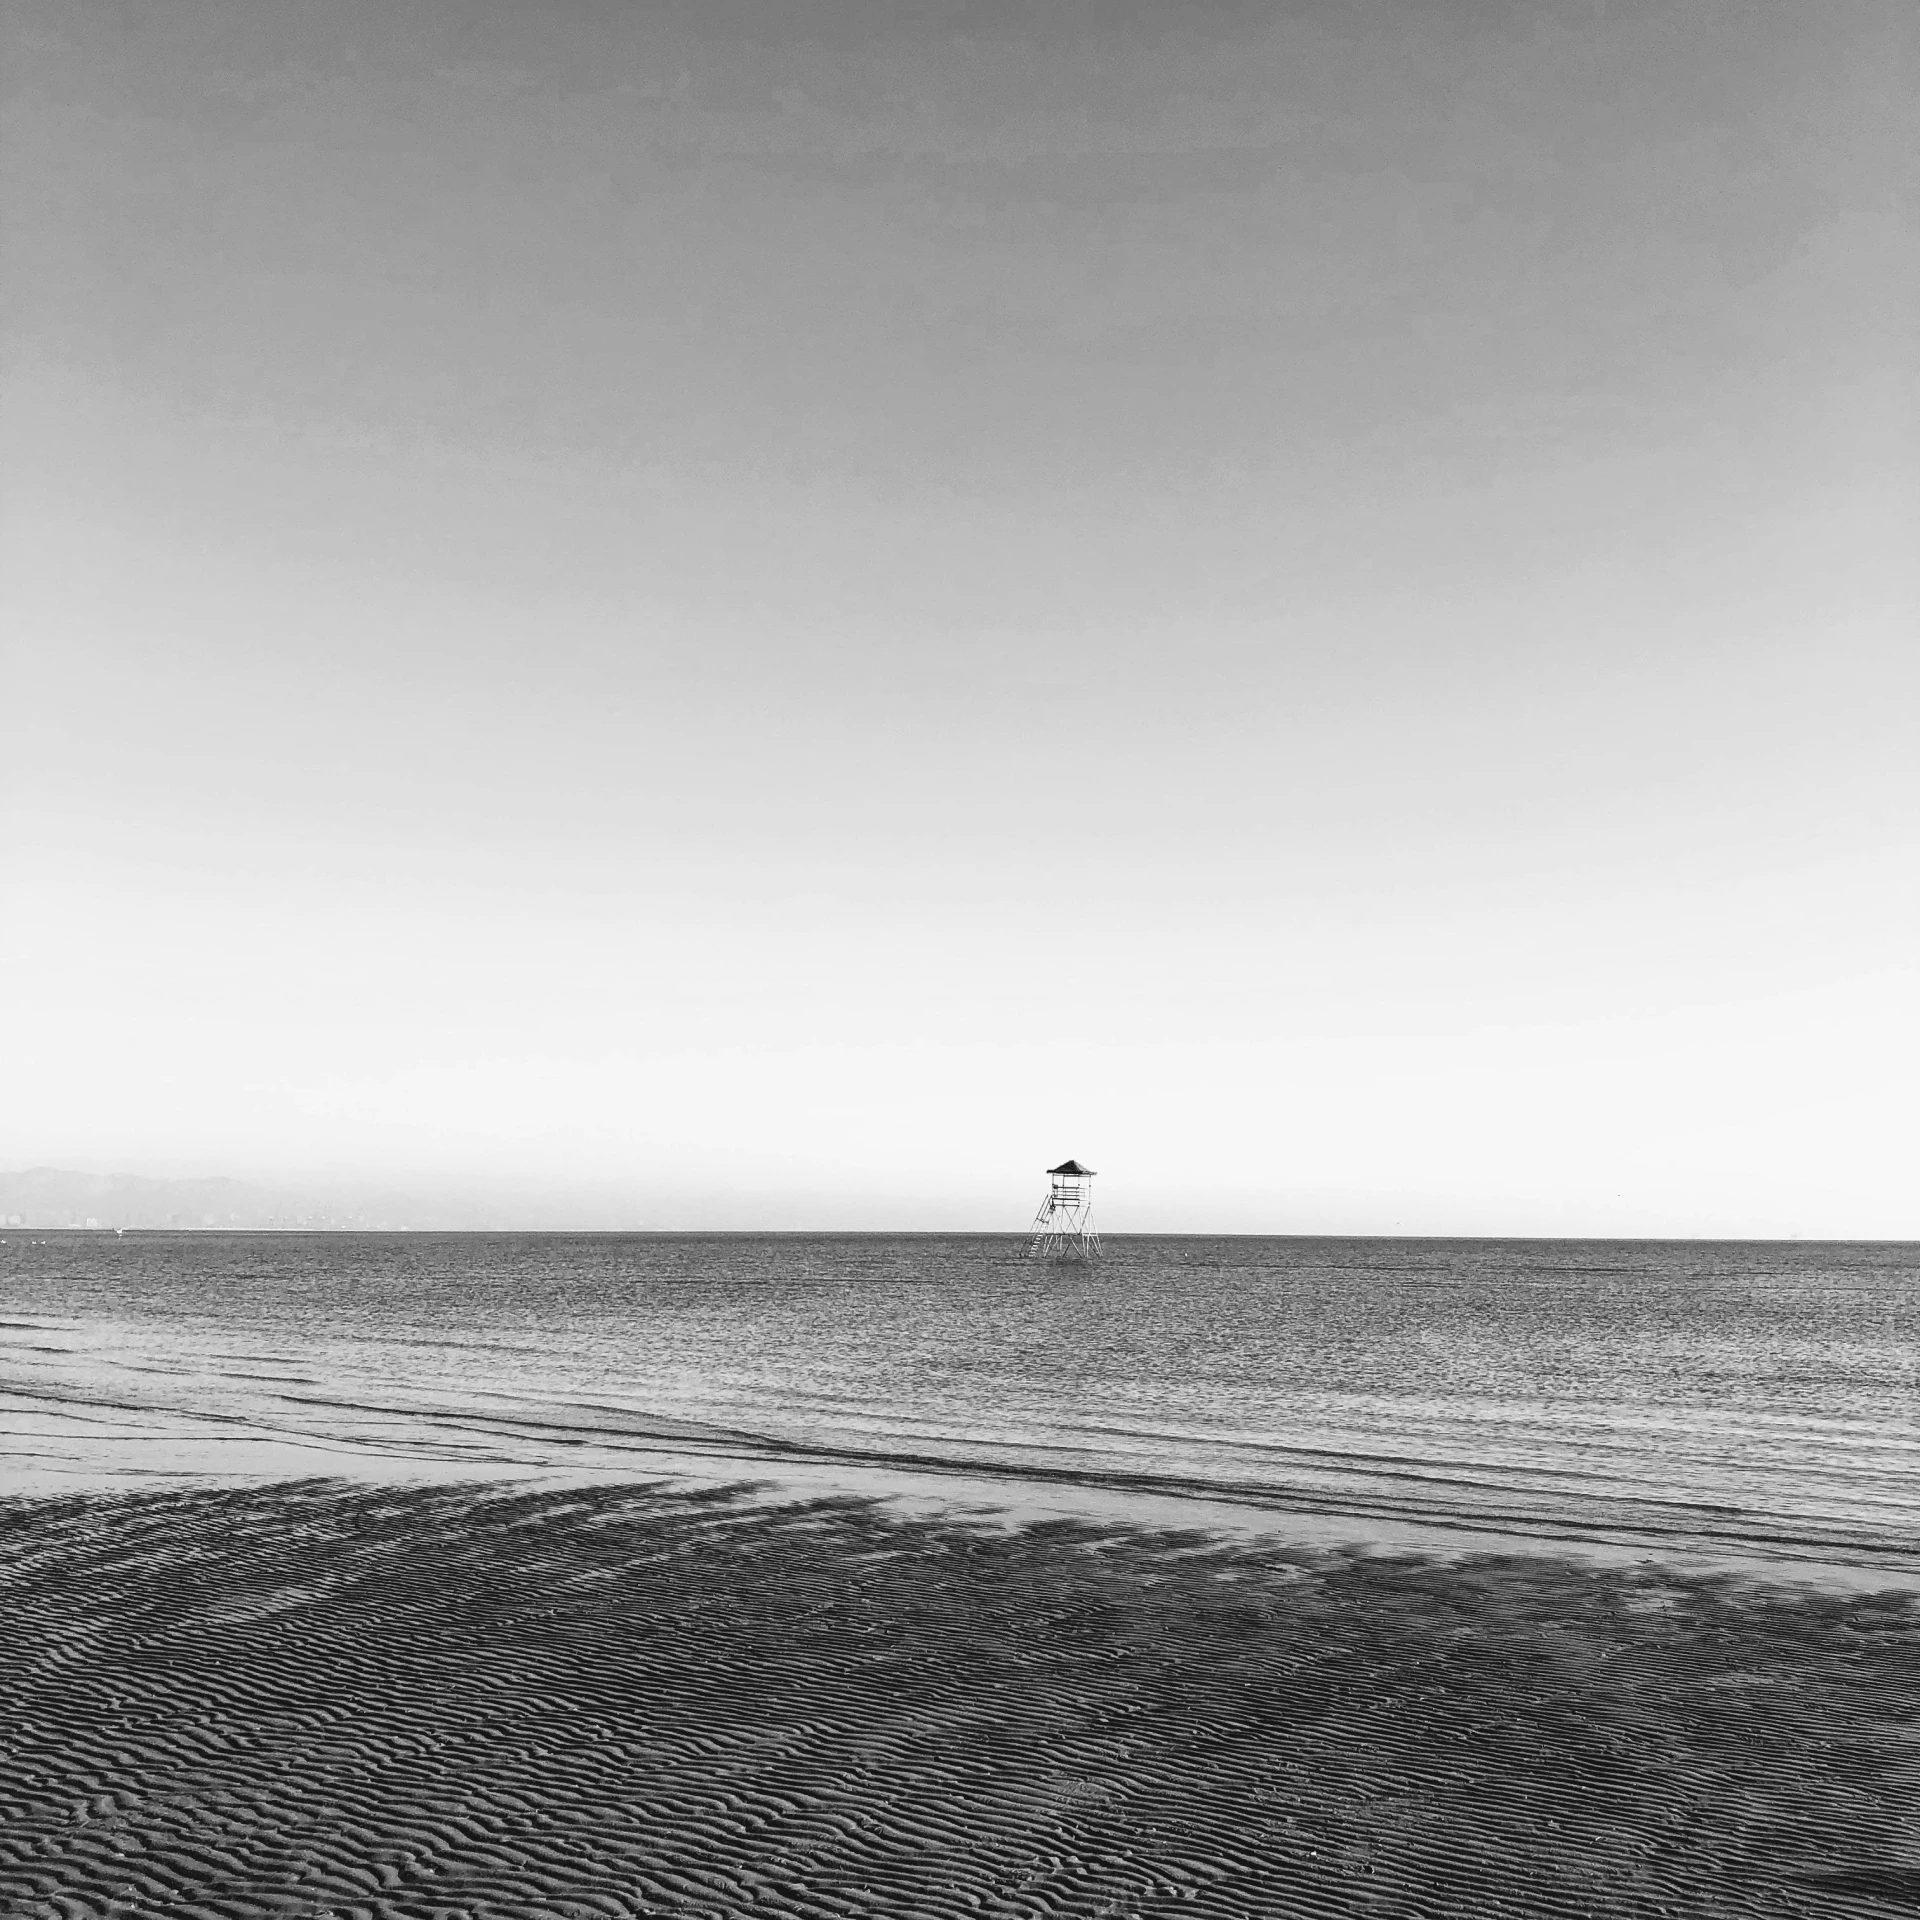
left=4, top=0, right=1915, bottom=1231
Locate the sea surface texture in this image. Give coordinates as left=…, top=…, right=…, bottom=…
left=3, top=1233, right=1915, bottom=1571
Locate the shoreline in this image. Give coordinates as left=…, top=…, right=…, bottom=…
left=7, top=1431, right=1917, bottom=1596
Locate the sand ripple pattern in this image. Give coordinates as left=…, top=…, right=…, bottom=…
left=1, top=1483, right=1916, bottom=1919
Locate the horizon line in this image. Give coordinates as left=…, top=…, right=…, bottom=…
left=4, top=1225, right=1912, bottom=1246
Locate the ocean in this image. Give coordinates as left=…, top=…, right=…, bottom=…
left=3, top=1232, right=1915, bottom=1572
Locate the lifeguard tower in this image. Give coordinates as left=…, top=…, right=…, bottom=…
left=1026, top=1159, right=1099, bottom=1261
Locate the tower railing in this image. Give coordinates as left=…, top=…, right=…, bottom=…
left=1025, top=1169, right=1100, bottom=1261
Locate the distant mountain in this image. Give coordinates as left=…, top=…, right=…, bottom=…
left=0, top=1167, right=444, bottom=1231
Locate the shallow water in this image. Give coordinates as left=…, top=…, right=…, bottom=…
left=2, top=1232, right=1915, bottom=1569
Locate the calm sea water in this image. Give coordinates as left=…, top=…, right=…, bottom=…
left=3, top=1233, right=1915, bottom=1569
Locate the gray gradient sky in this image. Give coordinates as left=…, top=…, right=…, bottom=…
left=4, top=0, right=1916, bottom=1231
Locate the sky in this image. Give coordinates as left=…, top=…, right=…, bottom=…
left=2, top=0, right=1916, bottom=1233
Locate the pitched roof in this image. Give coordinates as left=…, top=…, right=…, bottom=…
left=1047, top=1159, right=1096, bottom=1176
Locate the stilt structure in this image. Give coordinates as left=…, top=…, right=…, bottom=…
left=1026, top=1159, right=1099, bottom=1261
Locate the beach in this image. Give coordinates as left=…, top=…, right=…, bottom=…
left=11, top=0, right=1914, bottom=1904
left=3, top=1231, right=1917, bottom=1915
left=3, top=1477, right=1917, bottom=1918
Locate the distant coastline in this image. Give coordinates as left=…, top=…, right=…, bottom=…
left=0, top=1166, right=435, bottom=1233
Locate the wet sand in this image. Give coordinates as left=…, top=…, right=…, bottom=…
left=2, top=1480, right=1916, bottom=1918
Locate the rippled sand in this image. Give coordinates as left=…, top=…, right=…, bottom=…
left=2, top=1481, right=1916, bottom=1918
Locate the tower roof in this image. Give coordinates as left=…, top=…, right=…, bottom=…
left=1047, top=1159, right=1096, bottom=1176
